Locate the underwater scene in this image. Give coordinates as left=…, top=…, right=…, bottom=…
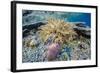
left=22, top=10, right=91, bottom=62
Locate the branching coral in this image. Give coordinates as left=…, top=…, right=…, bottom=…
left=38, top=18, right=78, bottom=45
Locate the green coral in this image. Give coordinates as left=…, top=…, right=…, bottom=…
left=60, top=52, right=69, bottom=61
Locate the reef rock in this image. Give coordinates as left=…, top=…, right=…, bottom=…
left=23, top=10, right=32, bottom=16
left=23, top=22, right=46, bottom=37
left=73, top=23, right=91, bottom=38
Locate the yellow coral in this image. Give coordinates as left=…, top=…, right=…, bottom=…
left=25, top=39, right=36, bottom=49
left=38, top=18, right=77, bottom=44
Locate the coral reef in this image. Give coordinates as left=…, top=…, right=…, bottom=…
left=22, top=10, right=91, bottom=62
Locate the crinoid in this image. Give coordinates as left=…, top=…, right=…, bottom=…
left=38, top=18, right=78, bottom=45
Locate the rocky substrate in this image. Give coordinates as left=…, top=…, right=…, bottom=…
left=22, top=30, right=91, bottom=62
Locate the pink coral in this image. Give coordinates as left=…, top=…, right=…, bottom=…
left=46, top=43, right=60, bottom=61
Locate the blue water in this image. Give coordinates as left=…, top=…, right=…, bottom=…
left=23, top=10, right=91, bottom=27
left=66, top=13, right=91, bottom=27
